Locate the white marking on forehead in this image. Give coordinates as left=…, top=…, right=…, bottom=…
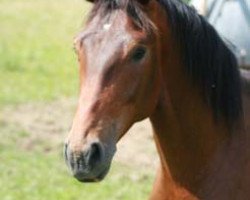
left=103, top=23, right=112, bottom=31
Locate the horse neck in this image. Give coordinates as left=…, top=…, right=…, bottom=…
left=149, top=44, right=250, bottom=199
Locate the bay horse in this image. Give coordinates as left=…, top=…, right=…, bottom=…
left=64, top=0, right=250, bottom=199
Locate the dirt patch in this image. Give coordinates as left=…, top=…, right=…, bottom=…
left=0, top=98, right=159, bottom=170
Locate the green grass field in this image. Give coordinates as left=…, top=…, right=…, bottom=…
left=0, top=0, right=155, bottom=199
left=0, top=0, right=88, bottom=106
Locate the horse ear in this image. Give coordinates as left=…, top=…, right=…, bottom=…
left=137, top=0, right=150, bottom=5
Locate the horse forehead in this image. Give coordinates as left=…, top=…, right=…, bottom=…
left=91, top=28, right=127, bottom=43
left=82, top=11, right=134, bottom=46
left=82, top=24, right=132, bottom=55
left=82, top=35, right=120, bottom=63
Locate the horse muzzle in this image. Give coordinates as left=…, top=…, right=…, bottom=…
left=64, top=141, right=116, bottom=182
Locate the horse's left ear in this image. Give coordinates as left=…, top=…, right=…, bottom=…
left=86, top=0, right=95, bottom=3
left=137, top=0, right=150, bottom=5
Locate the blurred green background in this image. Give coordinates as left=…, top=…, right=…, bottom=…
left=0, top=0, right=189, bottom=199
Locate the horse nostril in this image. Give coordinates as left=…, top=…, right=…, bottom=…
left=85, top=142, right=103, bottom=169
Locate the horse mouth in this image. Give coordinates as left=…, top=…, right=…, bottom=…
left=74, top=165, right=110, bottom=183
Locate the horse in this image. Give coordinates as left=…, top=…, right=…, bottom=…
left=64, top=0, right=250, bottom=199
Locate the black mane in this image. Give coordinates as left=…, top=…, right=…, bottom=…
left=88, top=0, right=243, bottom=125
left=159, top=0, right=242, bottom=125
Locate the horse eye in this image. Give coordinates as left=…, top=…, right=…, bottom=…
left=131, top=47, right=147, bottom=62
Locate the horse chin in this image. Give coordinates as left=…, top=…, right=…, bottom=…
left=75, top=164, right=111, bottom=183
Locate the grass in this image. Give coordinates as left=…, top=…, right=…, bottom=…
left=0, top=0, right=91, bottom=106
left=0, top=150, right=153, bottom=200
left=0, top=114, right=154, bottom=200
